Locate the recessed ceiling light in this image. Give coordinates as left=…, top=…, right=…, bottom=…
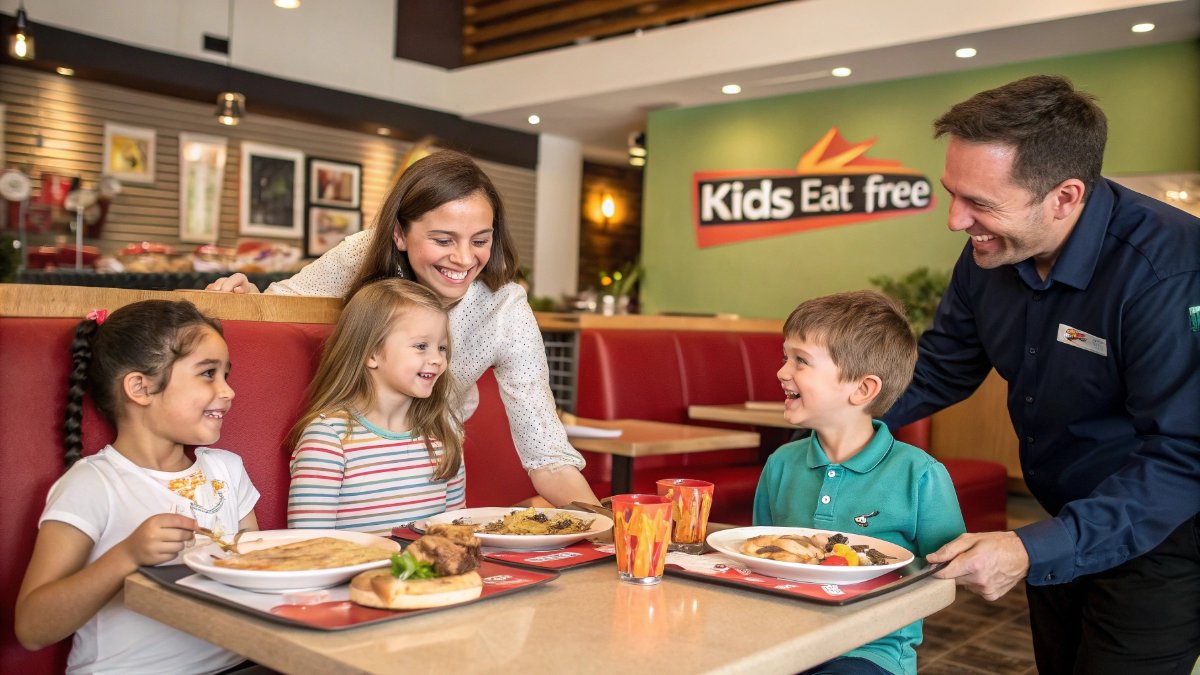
left=955, top=47, right=977, bottom=59
left=527, top=114, right=541, bottom=125
left=56, top=67, right=75, bottom=76
left=1131, top=22, right=1155, bottom=33
left=274, top=0, right=301, bottom=8
left=831, top=67, right=852, bottom=78
left=721, top=84, right=742, bottom=95
left=377, top=127, right=391, bottom=136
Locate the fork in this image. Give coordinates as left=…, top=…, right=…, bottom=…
left=196, top=527, right=241, bottom=554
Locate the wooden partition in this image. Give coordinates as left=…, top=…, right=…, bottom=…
left=0, top=284, right=340, bottom=323
left=930, top=371, right=1025, bottom=493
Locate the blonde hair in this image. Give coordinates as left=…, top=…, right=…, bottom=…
left=290, top=278, right=463, bottom=479
left=783, top=290, right=917, bottom=417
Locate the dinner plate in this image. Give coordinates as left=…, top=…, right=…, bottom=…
left=706, top=526, right=914, bottom=584
left=183, top=529, right=400, bottom=594
left=420, top=507, right=613, bottom=551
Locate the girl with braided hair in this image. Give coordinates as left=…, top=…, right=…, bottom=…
left=15, top=300, right=259, bottom=674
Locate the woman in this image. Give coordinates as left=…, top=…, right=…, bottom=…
left=208, top=151, right=598, bottom=506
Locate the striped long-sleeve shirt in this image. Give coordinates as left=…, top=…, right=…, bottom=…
left=287, top=413, right=465, bottom=535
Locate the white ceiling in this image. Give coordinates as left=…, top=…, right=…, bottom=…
left=454, top=0, right=1200, bottom=164
left=6, top=0, right=1198, bottom=166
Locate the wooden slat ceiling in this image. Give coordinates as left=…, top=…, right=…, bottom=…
left=462, top=0, right=788, bottom=65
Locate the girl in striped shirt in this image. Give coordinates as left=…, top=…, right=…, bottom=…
left=287, top=279, right=465, bottom=534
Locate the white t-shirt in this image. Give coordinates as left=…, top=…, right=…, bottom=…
left=265, top=231, right=585, bottom=471
left=40, top=446, right=259, bottom=675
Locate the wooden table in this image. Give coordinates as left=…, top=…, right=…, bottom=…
left=126, top=563, right=954, bottom=675
left=566, top=419, right=759, bottom=493
left=687, top=402, right=796, bottom=429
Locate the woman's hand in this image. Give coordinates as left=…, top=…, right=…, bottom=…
left=119, top=513, right=198, bottom=567
left=205, top=273, right=261, bottom=294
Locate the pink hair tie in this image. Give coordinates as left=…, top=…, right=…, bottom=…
left=85, top=309, right=108, bottom=325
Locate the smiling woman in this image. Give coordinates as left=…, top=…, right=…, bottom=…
left=206, top=152, right=600, bottom=510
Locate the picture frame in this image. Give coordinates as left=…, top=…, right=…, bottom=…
left=307, top=157, right=361, bottom=209
left=239, top=142, right=304, bottom=238
left=102, top=123, right=157, bottom=185
left=305, top=206, right=363, bottom=258
left=178, top=133, right=228, bottom=244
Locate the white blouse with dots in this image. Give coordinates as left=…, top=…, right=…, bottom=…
left=265, top=230, right=585, bottom=472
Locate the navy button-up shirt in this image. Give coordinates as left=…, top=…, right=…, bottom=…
left=884, top=178, right=1200, bottom=584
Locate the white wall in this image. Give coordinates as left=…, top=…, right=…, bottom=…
left=532, top=135, right=582, bottom=299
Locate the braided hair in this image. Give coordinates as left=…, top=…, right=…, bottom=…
left=63, top=300, right=223, bottom=469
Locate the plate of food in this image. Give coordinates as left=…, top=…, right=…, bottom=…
left=706, top=526, right=915, bottom=584
left=420, top=507, right=612, bottom=551
left=183, top=529, right=401, bottom=593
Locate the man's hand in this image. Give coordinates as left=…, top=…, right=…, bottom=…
left=927, top=530, right=1030, bottom=601
left=205, top=273, right=261, bottom=294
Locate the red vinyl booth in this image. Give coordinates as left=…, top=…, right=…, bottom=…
left=0, top=314, right=536, bottom=675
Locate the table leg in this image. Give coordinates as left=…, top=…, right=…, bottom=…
left=610, top=456, right=633, bottom=494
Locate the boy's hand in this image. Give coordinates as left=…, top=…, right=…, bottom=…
left=119, top=514, right=198, bottom=566
left=927, top=531, right=1029, bottom=601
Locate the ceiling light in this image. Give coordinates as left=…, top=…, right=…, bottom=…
left=1131, top=23, right=1155, bottom=33
left=721, top=84, right=742, bottom=95
left=831, top=67, right=852, bottom=78
left=629, top=156, right=646, bottom=167
left=7, top=3, right=35, bottom=61
left=377, top=127, right=392, bottom=136
left=215, top=92, right=244, bottom=126
left=527, top=114, right=541, bottom=125
left=274, top=0, right=301, bottom=8
left=56, top=67, right=75, bottom=76
left=955, top=47, right=977, bottom=59
left=215, top=0, right=246, bottom=126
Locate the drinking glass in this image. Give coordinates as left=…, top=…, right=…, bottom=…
left=656, top=479, right=714, bottom=554
left=611, top=494, right=672, bottom=585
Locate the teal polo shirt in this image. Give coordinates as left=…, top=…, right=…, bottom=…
left=753, top=420, right=965, bottom=675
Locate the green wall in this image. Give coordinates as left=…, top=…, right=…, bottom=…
left=641, top=42, right=1200, bottom=319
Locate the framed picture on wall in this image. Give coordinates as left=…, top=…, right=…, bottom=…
left=103, top=123, right=157, bottom=185
left=178, top=133, right=228, bottom=244
left=239, top=142, right=304, bottom=238
left=305, top=206, right=362, bottom=257
left=307, top=157, right=361, bottom=209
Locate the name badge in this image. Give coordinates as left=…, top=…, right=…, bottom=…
left=1057, top=323, right=1107, bottom=356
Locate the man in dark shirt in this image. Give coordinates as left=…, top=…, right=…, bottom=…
left=883, top=75, right=1199, bottom=674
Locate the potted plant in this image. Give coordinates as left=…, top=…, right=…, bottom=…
left=598, top=259, right=641, bottom=315
left=869, top=266, right=951, bottom=335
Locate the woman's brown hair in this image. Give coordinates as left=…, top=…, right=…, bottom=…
left=289, top=278, right=463, bottom=479
left=345, top=150, right=518, bottom=303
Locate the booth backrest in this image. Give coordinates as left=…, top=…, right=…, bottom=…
left=0, top=293, right=536, bottom=675
left=575, top=328, right=782, bottom=482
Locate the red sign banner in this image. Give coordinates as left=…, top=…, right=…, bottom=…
left=692, top=128, right=936, bottom=248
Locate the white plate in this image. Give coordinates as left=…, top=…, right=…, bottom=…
left=421, top=507, right=613, bottom=551
left=183, top=529, right=400, bottom=593
left=706, top=526, right=914, bottom=584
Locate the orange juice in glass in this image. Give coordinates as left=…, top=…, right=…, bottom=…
left=611, top=494, right=672, bottom=585
left=657, top=479, right=714, bottom=554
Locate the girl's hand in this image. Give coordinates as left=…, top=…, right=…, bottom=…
left=205, top=273, right=261, bottom=294
left=120, top=514, right=198, bottom=566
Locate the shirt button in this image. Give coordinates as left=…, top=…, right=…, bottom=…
left=1032, top=294, right=1042, bottom=301
left=827, top=470, right=836, bottom=478
left=1028, top=347, right=1038, bottom=355
left=1025, top=436, right=1035, bottom=444
left=1025, top=395, right=1034, bottom=404
left=1044, top=574, right=1054, bottom=582
left=820, top=496, right=831, bottom=504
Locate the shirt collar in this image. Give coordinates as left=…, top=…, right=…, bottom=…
left=1014, top=178, right=1115, bottom=292
left=805, top=420, right=894, bottom=473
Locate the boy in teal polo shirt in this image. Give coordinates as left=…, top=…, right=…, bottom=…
left=754, top=290, right=965, bottom=675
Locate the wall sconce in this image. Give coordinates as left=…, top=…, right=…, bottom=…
left=600, top=193, right=616, bottom=227
left=8, top=3, right=35, bottom=61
